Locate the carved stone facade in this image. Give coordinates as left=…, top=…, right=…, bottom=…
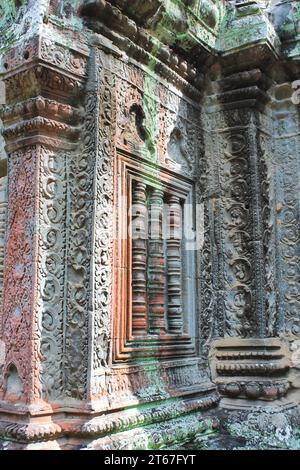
left=0, top=0, right=300, bottom=450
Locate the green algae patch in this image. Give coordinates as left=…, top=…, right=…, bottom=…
left=0, top=0, right=27, bottom=30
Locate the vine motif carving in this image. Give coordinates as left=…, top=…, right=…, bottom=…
left=220, top=129, right=255, bottom=337
left=64, top=71, right=95, bottom=399
left=275, top=132, right=300, bottom=337
left=1, top=146, right=41, bottom=402
left=39, top=148, right=66, bottom=399
left=199, top=124, right=217, bottom=349
left=202, top=106, right=268, bottom=340
left=62, top=48, right=116, bottom=399
left=92, top=51, right=115, bottom=377
left=259, top=124, right=277, bottom=337
left=202, top=97, right=287, bottom=342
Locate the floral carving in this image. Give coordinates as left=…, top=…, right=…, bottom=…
left=39, top=148, right=66, bottom=399
left=1, top=146, right=41, bottom=402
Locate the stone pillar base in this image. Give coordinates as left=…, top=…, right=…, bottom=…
left=0, top=391, right=219, bottom=450
left=0, top=394, right=219, bottom=450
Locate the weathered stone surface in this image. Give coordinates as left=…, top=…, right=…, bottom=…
left=0, top=0, right=299, bottom=450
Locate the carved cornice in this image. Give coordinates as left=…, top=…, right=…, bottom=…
left=205, top=67, right=274, bottom=112
left=80, top=0, right=223, bottom=51
left=80, top=0, right=281, bottom=73
left=214, top=86, right=269, bottom=106
left=1, top=94, right=82, bottom=152
left=80, top=1, right=208, bottom=94
left=89, top=23, right=204, bottom=101
left=219, top=2, right=280, bottom=56
left=0, top=35, right=88, bottom=152
left=0, top=35, right=88, bottom=106
left=218, top=69, right=272, bottom=92
left=2, top=116, right=80, bottom=152
left=0, top=78, right=84, bottom=151
left=80, top=411, right=219, bottom=450
left=74, top=0, right=286, bottom=107
left=39, top=38, right=88, bottom=78
left=4, top=66, right=85, bottom=103
left=0, top=36, right=88, bottom=78
left=1, top=97, right=81, bottom=124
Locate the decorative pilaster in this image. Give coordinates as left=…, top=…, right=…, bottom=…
left=270, top=86, right=300, bottom=337
left=0, top=32, right=88, bottom=437
left=0, top=176, right=7, bottom=306
left=205, top=59, right=293, bottom=404
left=203, top=67, right=272, bottom=340
left=89, top=49, right=116, bottom=401
left=167, top=195, right=183, bottom=335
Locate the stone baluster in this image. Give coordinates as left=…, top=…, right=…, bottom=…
left=167, top=195, right=183, bottom=334
left=148, top=188, right=166, bottom=335
left=131, top=181, right=148, bottom=336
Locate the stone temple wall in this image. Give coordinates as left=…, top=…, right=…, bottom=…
left=0, top=0, right=299, bottom=450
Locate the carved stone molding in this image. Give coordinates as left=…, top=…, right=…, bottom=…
left=210, top=338, right=290, bottom=402
left=81, top=411, right=219, bottom=450
left=0, top=398, right=220, bottom=447
left=1, top=35, right=88, bottom=77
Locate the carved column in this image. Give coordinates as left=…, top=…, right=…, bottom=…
left=0, top=31, right=89, bottom=438
left=167, top=195, right=183, bottom=335
left=148, top=188, right=166, bottom=335
left=131, top=181, right=148, bottom=336
left=205, top=57, right=291, bottom=403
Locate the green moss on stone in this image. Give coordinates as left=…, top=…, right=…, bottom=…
left=0, top=0, right=27, bottom=30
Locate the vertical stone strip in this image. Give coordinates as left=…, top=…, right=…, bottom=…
left=248, top=117, right=266, bottom=337
left=258, top=110, right=277, bottom=337
left=132, top=181, right=148, bottom=336
left=167, top=195, right=183, bottom=335
left=221, top=123, right=255, bottom=337
left=86, top=49, right=116, bottom=400
left=203, top=68, right=274, bottom=339
left=0, top=175, right=7, bottom=306
left=64, top=54, right=95, bottom=401
left=203, top=109, right=254, bottom=337
left=148, top=188, right=166, bottom=335
left=39, top=148, right=66, bottom=399
left=200, top=123, right=220, bottom=347
left=1, top=146, right=41, bottom=403
left=273, top=101, right=300, bottom=337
